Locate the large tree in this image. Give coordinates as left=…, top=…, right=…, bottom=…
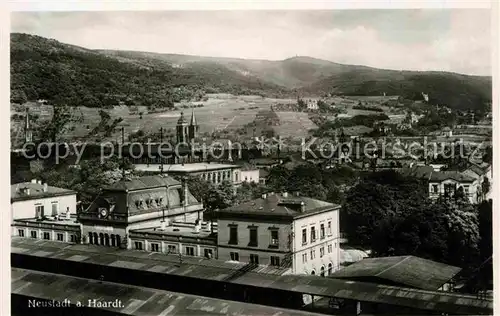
left=341, top=170, right=428, bottom=248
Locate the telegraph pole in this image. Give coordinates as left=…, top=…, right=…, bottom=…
left=121, top=127, right=125, bottom=180
left=160, top=127, right=164, bottom=174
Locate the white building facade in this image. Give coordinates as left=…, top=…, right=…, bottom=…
left=11, top=180, right=78, bottom=222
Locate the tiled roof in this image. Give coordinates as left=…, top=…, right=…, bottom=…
left=103, top=175, right=180, bottom=192
left=399, top=166, right=475, bottom=183
left=218, top=194, right=339, bottom=218
left=12, top=268, right=317, bottom=316
left=429, top=171, right=475, bottom=183
left=330, top=255, right=461, bottom=291
left=11, top=182, right=75, bottom=202
left=11, top=239, right=493, bottom=315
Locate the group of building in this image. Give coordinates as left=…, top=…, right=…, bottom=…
left=11, top=173, right=343, bottom=277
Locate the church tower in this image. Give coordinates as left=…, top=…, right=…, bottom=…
left=188, top=109, right=199, bottom=141
left=176, top=112, right=189, bottom=144
left=24, top=108, right=32, bottom=143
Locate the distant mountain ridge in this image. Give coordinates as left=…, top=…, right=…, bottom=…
left=11, top=33, right=492, bottom=111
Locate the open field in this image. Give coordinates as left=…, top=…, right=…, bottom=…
left=11, top=94, right=321, bottom=142
left=274, top=112, right=318, bottom=138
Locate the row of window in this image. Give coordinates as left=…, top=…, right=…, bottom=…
left=88, top=232, right=121, bottom=247
left=302, top=221, right=333, bottom=245
left=229, top=252, right=281, bottom=267
left=34, top=202, right=62, bottom=218
left=310, top=262, right=335, bottom=277
left=431, top=184, right=471, bottom=195
left=19, top=229, right=76, bottom=242
left=133, top=241, right=214, bottom=258
left=229, top=225, right=279, bottom=248
left=200, top=170, right=234, bottom=184
left=301, top=242, right=338, bottom=263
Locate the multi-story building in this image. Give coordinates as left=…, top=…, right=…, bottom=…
left=129, top=221, right=217, bottom=259
left=215, top=192, right=341, bottom=276
left=401, top=165, right=485, bottom=204
left=11, top=180, right=77, bottom=222
left=79, top=175, right=204, bottom=249
left=11, top=180, right=81, bottom=242
left=158, top=163, right=243, bottom=187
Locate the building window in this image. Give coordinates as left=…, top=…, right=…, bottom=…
left=444, top=183, right=455, bottom=198
left=230, top=252, right=239, bottom=261
left=270, top=256, right=280, bottom=266
left=18, top=229, right=25, bottom=237
left=250, top=254, right=259, bottom=265
left=235, top=172, right=239, bottom=182
left=229, top=225, right=238, bottom=245
left=30, top=231, right=37, bottom=238
left=302, top=253, right=307, bottom=263
left=311, top=227, right=316, bottom=242
left=432, top=184, right=439, bottom=193
left=185, top=246, right=195, bottom=256
left=327, top=221, right=332, bottom=235
left=135, top=241, right=143, bottom=250
left=302, top=228, right=307, bottom=245
left=167, top=245, right=177, bottom=254
left=51, top=202, right=59, bottom=216
left=204, top=248, right=213, bottom=259
left=43, top=232, right=50, bottom=240
left=320, top=266, right=326, bottom=277
left=328, top=244, right=332, bottom=253
left=320, top=224, right=325, bottom=239
left=150, top=243, right=160, bottom=252
left=249, top=227, right=258, bottom=247
left=270, top=229, right=279, bottom=248
left=70, top=235, right=76, bottom=243
left=310, top=249, right=315, bottom=260
left=320, top=247, right=325, bottom=258
left=57, top=233, right=64, bottom=241
left=464, top=185, right=470, bottom=195
left=35, top=205, right=44, bottom=218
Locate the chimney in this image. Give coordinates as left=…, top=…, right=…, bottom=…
left=262, top=193, right=267, bottom=199
left=31, top=179, right=37, bottom=184
left=65, top=207, right=71, bottom=220
left=282, top=192, right=288, bottom=198
left=43, top=183, right=48, bottom=192
left=300, top=201, right=306, bottom=212
left=194, top=225, right=200, bottom=233
left=160, top=220, right=167, bottom=230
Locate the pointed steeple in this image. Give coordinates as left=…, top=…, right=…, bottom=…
left=190, top=109, right=197, bottom=126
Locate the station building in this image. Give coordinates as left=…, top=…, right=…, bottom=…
left=215, top=192, right=342, bottom=276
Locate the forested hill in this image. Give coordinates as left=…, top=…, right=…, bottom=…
left=10, top=33, right=287, bottom=108
left=11, top=33, right=492, bottom=111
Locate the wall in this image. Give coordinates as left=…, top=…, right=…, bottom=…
left=292, top=208, right=341, bottom=276
left=11, top=194, right=77, bottom=222
left=128, top=235, right=217, bottom=259
left=240, top=170, right=260, bottom=184
left=12, top=222, right=80, bottom=243
left=217, top=218, right=292, bottom=266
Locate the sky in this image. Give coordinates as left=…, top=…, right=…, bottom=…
left=11, top=9, right=492, bottom=76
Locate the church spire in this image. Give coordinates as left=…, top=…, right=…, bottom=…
left=190, top=108, right=197, bottom=126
